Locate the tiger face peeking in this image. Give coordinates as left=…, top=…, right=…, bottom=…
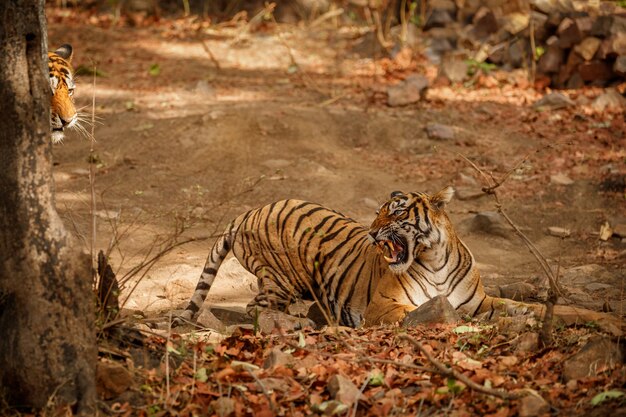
left=48, top=44, right=77, bottom=143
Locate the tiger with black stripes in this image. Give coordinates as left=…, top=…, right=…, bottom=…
left=176, top=199, right=388, bottom=327
left=48, top=44, right=78, bottom=143
left=176, top=188, right=623, bottom=330
left=364, top=187, right=520, bottom=323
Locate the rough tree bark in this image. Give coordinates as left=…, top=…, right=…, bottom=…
left=0, top=0, right=96, bottom=413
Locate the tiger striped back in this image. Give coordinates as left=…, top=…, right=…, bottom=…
left=177, top=199, right=388, bottom=327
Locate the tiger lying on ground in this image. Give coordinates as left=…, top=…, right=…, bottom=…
left=48, top=44, right=78, bottom=143
left=175, top=188, right=623, bottom=331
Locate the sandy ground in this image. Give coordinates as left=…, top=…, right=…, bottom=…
left=47, top=13, right=625, bottom=324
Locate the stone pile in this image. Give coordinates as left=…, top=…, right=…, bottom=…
left=422, top=0, right=626, bottom=88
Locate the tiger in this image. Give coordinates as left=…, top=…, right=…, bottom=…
left=175, top=199, right=389, bottom=327
left=176, top=188, right=624, bottom=331
left=48, top=44, right=77, bottom=143
left=364, top=187, right=517, bottom=323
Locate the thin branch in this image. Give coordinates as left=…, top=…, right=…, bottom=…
left=398, top=335, right=524, bottom=400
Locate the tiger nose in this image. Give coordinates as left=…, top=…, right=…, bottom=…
left=60, top=115, right=75, bottom=127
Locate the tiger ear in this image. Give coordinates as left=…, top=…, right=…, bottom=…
left=430, top=186, right=454, bottom=210
left=54, top=44, right=73, bottom=62
left=390, top=191, right=404, bottom=198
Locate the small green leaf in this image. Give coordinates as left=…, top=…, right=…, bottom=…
left=149, top=63, right=161, bottom=76
left=591, top=390, right=624, bottom=406
left=166, top=343, right=181, bottom=355
left=368, top=370, right=385, bottom=386
left=195, top=367, right=208, bottom=382
left=453, top=325, right=481, bottom=334
left=535, top=46, right=545, bottom=58
left=287, top=64, right=298, bottom=74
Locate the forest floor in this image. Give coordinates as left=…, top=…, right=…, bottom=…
left=45, top=6, right=626, bottom=416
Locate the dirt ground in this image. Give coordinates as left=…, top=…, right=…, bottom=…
left=47, top=10, right=626, bottom=325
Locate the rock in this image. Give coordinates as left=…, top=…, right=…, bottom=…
left=196, top=309, right=227, bottom=332
left=327, top=374, right=363, bottom=406
left=503, top=12, right=529, bottom=35
left=264, top=347, right=295, bottom=369
left=515, top=332, right=540, bottom=354
left=562, top=337, right=624, bottom=382
left=194, top=80, right=216, bottom=97
left=614, top=56, right=626, bottom=75
left=463, top=211, right=511, bottom=238
left=471, top=7, right=498, bottom=39
left=498, top=282, right=536, bottom=301
left=613, top=224, right=626, bottom=238
left=547, top=226, right=571, bottom=237
left=592, top=90, right=626, bottom=112
left=425, top=123, right=455, bottom=140
left=591, top=15, right=626, bottom=37
left=455, top=187, right=485, bottom=201
left=262, top=159, right=291, bottom=170
left=557, top=18, right=583, bottom=48
left=210, top=397, right=235, bottom=417
left=507, top=39, right=528, bottom=68
left=538, top=46, right=564, bottom=74
left=578, top=60, right=614, bottom=83
left=424, top=9, right=454, bottom=29
left=533, top=92, right=575, bottom=111
left=574, top=37, right=602, bottom=61
left=97, top=361, right=133, bottom=400
left=530, top=0, right=558, bottom=14
left=440, top=55, right=468, bottom=83
left=257, top=310, right=314, bottom=334
left=556, top=49, right=584, bottom=87
left=402, top=295, right=461, bottom=326
left=518, top=389, right=550, bottom=417
left=387, top=74, right=429, bottom=107
left=550, top=173, right=574, bottom=185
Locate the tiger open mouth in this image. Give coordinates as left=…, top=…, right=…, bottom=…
left=377, top=239, right=407, bottom=264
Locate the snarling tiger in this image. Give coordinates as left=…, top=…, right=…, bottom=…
left=48, top=44, right=77, bottom=143
left=176, top=188, right=623, bottom=331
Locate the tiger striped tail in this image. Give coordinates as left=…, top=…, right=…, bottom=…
left=175, top=222, right=234, bottom=325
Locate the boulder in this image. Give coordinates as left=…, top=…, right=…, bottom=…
left=518, top=389, right=550, bottom=417
left=425, top=123, right=455, bottom=141
left=387, top=74, right=429, bottom=107
left=402, top=295, right=461, bottom=326
left=97, top=361, right=133, bottom=400
left=327, top=374, right=363, bottom=406
left=562, top=337, right=624, bottom=382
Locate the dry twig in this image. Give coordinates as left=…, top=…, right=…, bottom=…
left=398, top=335, right=525, bottom=400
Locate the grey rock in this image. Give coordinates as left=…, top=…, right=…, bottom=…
left=97, top=361, right=133, bottom=400
left=518, top=389, right=550, bottom=417
left=614, top=56, right=626, bottom=75
left=547, top=226, right=571, bottom=237
left=562, top=337, right=623, bottom=382
left=257, top=310, right=314, bottom=334
left=440, top=55, right=468, bottom=83
left=574, top=37, right=602, bottom=61
left=327, top=374, right=363, bottom=406
left=463, top=211, right=511, bottom=238
left=498, top=282, right=537, bottom=302
left=387, top=74, right=429, bottom=107
left=402, top=295, right=461, bottom=326
left=550, top=173, right=574, bottom=185
left=592, top=90, right=626, bottom=112
left=585, top=282, right=612, bottom=291
left=263, top=347, right=295, bottom=369
left=210, top=397, right=235, bottom=417
left=425, top=123, right=455, bottom=141
left=196, top=309, right=227, bottom=332
left=538, top=46, right=564, bottom=74
left=533, top=92, right=575, bottom=111
left=515, top=332, right=540, bottom=354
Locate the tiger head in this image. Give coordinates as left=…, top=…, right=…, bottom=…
left=369, top=187, right=455, bottom=273
left=48, top=44, right=77, bottom=143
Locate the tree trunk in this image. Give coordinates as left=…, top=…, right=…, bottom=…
left=0, top=0, right=96, bottom=413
